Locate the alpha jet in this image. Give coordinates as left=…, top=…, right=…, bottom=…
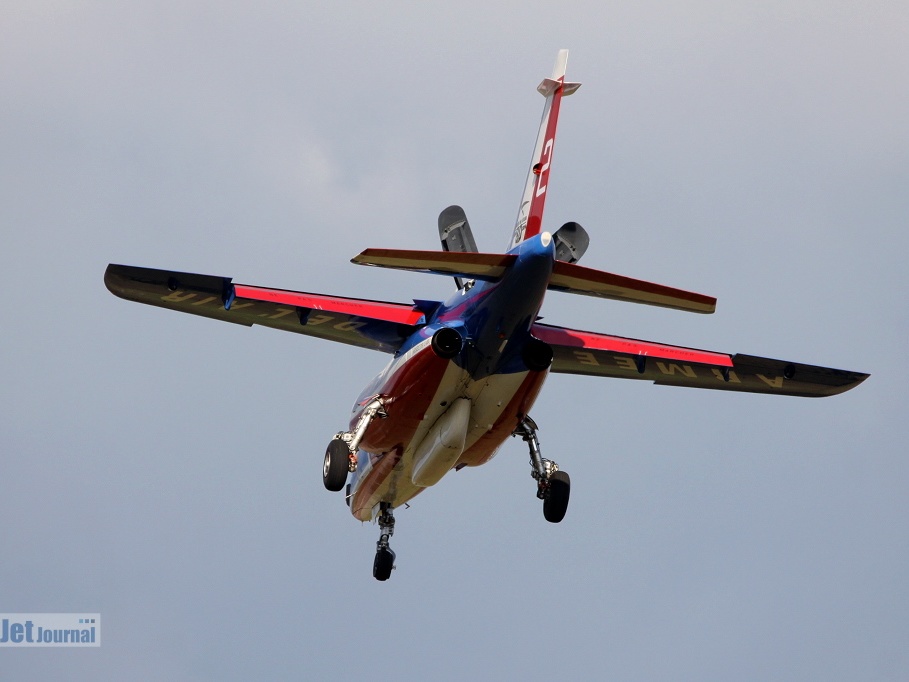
left=105, top=51, right=867, bottom=580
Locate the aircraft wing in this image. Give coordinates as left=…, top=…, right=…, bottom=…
left=532, top=323, right=868, bottom=397
left=105, top=264, right=429, bottom=353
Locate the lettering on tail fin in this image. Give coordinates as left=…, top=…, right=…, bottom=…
left=512, top=202, right=530, bottom=247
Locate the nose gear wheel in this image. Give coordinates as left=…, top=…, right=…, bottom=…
left=373, top=503, right=397, bottom=581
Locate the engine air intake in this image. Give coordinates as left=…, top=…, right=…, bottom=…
left=522, top=338, right=553, bottom=371
left=431, top=327, right=464, bottom=359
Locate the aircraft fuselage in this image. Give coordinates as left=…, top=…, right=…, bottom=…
left=347, top=232, right=556, bottom=520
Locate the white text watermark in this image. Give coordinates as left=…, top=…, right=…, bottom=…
left=0, top=613, right=100, bottom=647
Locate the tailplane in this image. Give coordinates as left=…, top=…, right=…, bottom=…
left=351, top=247, right=716, bottom=314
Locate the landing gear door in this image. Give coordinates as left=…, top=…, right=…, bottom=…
left=438, top=205, right=479, bottom=290
left=552, top=221, right=589, bottom=263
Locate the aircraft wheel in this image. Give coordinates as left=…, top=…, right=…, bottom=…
left=373, top=546, right=396, bottom=581
left=543, top=470, right=570, bottom=523
left=323, top=438, right=349, bottom=492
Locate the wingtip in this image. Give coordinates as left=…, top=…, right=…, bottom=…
left=104, top=263, right=127, bottom=298
left=837, top=371, right=870, bottom=395
left=695, top=297, right=718, bottom=315
left=816, top=369, right=869, bottom=397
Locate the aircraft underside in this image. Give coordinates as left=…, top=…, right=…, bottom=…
left=323, top=344, right=561, bottom=581
left=346, top=348, right=549, bottom=521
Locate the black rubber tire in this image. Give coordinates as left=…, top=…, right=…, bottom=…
left=323, top=439, right=349, bottom=492
left=543, top=470, right=570, bottom=523
left=373, top=547, right=396, bottom=581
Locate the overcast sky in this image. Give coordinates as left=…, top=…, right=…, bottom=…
left=2, top=2, right=907, bottom=679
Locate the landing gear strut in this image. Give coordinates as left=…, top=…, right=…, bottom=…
left=322, top=397, right=386, bottom=492
left=373, top=503, right=396, bottom=581
left=513, top=415, right=570, bottom=523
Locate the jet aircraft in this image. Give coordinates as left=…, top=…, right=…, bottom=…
left=105, top=51, right=867, bottom=580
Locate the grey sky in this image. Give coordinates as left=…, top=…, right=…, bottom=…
left=2, top=2, right=907, bottom=679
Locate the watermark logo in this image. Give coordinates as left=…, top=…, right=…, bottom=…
left=0, top=613, right=100, bottom=647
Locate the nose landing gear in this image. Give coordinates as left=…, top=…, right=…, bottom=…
left=513, top=415, right=570, bottom=523
left=373, top=503, right=396, bottom=581
left=543, top=470, right=571, bottom=523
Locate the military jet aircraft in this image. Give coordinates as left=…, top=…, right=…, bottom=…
left=105, top=50, right=867, bottom=580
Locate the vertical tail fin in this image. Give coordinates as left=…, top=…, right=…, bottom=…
left=509, top=49, right=581, bottom=249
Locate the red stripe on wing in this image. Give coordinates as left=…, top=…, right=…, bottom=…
left=532, top=323, right=733, bottom=367
left=233, top=285, right=425, bottom=325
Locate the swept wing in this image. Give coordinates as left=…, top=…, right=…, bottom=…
left=105, top=264, right=427, bottom=354
left=532, top=323, right=868, bottom=397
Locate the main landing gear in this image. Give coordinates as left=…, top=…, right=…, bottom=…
left=513, top=415, right=571, bottom=523
left=322, top=398, right=385, bottom=492
left=373, top=503, right=396, bottom=581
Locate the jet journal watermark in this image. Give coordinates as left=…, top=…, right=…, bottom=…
left=0, top=613, right=100, bottom=647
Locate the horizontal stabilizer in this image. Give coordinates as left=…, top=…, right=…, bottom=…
left=534, top=322, right=868, bottom=397
left=354, top=248, right=716, bottom=313
left=549, top=260, right=717, bottom=314
left=352, top=249, right=516, bottom=281
left=105, top=264, right=425, bottom=354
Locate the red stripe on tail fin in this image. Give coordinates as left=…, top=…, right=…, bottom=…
left=510, top=50, right=581, bottom=249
